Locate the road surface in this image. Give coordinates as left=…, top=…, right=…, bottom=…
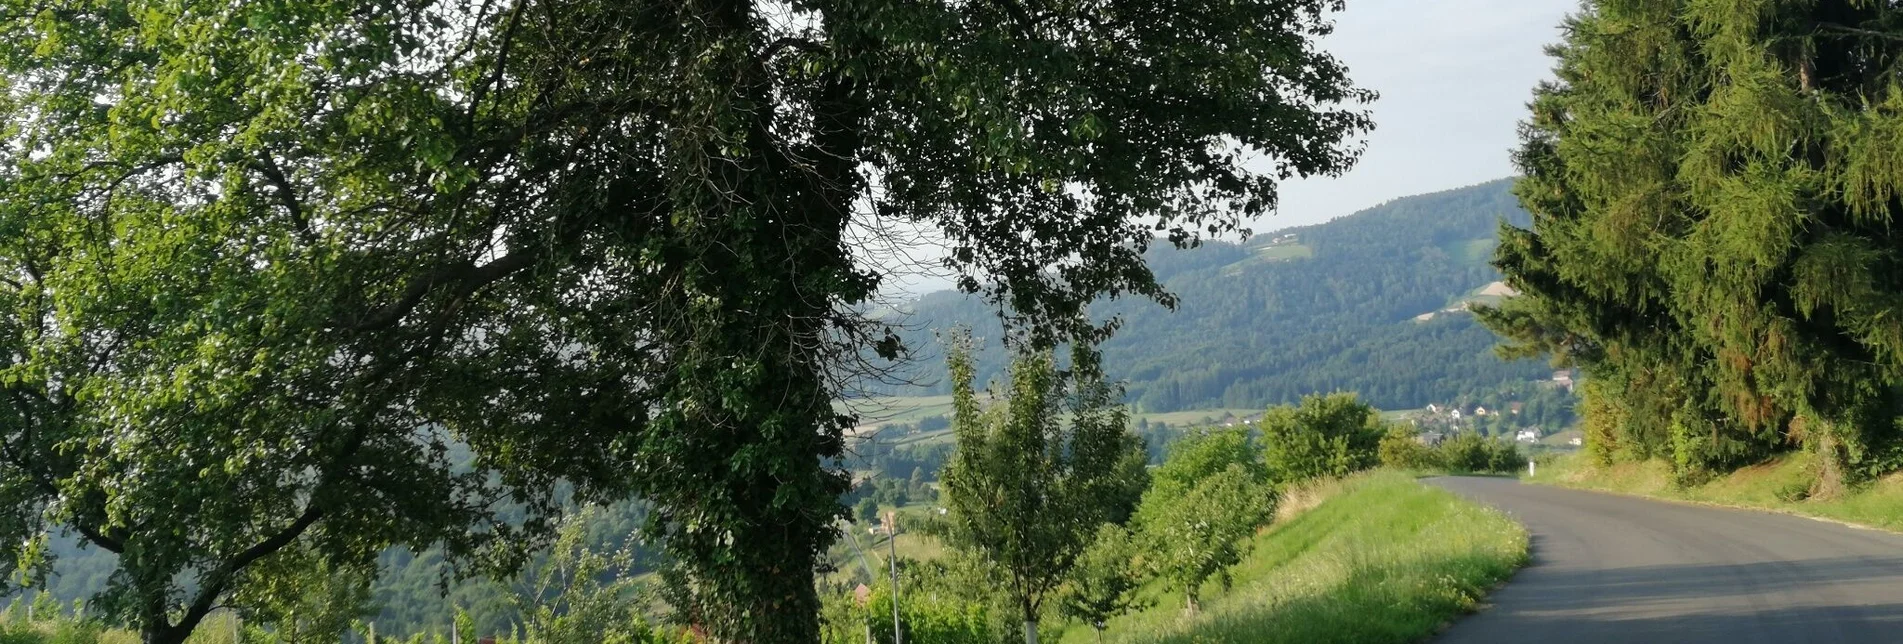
left=1428, top=476, right=1903, bottom=643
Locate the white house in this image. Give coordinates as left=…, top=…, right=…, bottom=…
left=1515, top=429, right=1540, bottom=443
left=1474, top=406, right=1490, bottom=417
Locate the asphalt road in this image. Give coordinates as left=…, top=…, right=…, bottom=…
left=1427, top=477, right=1903, bottom=644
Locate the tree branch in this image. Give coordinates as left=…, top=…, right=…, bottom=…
left=1815, top=22, right=1903, bottom=42
left=466, top=0, right=528, bottom=130
left=167, top=505, right=326, bottom=641
left=344, top=248, right=539, bottom=331
left=252, top=150, right=318, bottom=245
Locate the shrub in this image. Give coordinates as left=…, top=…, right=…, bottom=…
left=1378, top=426, right=1440, bottom=470
left=1260, top=393, right=1384, bottom=484
left=1432, top=433, right=1523, bottom=474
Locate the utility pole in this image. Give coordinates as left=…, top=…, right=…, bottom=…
left=885, top=510, right=902, bottom=644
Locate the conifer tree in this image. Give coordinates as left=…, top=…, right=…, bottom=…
left=1482, top=0, right=1903, bottom=491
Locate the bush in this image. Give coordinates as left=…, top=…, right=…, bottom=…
left=1150, top=427, right=1263, bottom=498
left=1434, top=433, right=1523, bottom=474
left=1378, top=426, right=1440, bottom=470
left=1259, top=393, right=1384, bottom=484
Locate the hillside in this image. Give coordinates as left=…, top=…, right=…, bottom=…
left=876, top=179, right=1549, bottom=412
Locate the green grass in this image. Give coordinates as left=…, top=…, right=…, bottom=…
left=1254, top=244, right=1314, bottom=261
left=1528, top=451, right=1903, bottom=532
left=841, top=395, right=959, bottom=427
left=1133, top=408, right=1261, bottom=428
left=1065, top=471, right=1528, bottom=644
left=1377, top=408, right=1422, bottom=422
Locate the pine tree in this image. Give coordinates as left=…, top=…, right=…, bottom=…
left=1481, top=0, right=1903, bottom=491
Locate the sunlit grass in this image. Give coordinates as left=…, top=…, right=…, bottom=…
left=1059, top=471, right=1528, bottom=643
left=1530, top=451, right=1903, bottom=532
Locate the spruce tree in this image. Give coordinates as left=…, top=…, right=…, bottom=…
left=1481, top=0, right=1903, bottom=491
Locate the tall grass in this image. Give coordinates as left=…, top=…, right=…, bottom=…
left=1062, top=471, right=1527, bottom=643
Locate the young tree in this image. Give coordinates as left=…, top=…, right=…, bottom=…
left=1259, top=393, right=1384, bottom=484
left=0, top=0, right=1371, bottom=640
left=1478, top=1, right=1903, bottom=492
left=938, top=339, right=1148, bottom=644
left=1056, top=524, right=1149, bottom=642
left=1147, top=427, right=1265, bottom=500
left=1137, top=463, right=1274, bottom=615
left=513, top=508, right=665, bottom=644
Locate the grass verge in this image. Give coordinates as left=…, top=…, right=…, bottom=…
left=1067, top=470, right=1528, bottom=643
left=1528, top=451, right=1903, bottom=532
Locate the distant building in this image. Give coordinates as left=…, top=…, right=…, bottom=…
left=1515, top=428, right=1540, bottom=443
left=1508, top=402, right=1524, bottom=415
left=1552, top=370, right=1576, bottom=391
left=1474, top=406, right=1490, bottom=417
left=1569, top=436, right=1584, bottom=446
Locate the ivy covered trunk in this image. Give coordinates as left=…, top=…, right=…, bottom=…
left=635, top=0, right=870, bottom=637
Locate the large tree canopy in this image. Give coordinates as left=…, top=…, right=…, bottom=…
left=0, top=0, right=1370, bottom=641
left=1480, top=0, right=1903, bottom=490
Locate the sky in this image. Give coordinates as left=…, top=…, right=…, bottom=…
left=878, top=0, right=1583, bottom=296
left=1263, top=0, right=1580, bottom=232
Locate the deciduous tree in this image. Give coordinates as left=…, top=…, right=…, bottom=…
left=1259, top=392, right=1383, bottom=484
left=0, top=0, right=1370, bottom=640
left=938, top=339, right=1147, bottom=644
left=1056, top=524, right=1148, bottom=642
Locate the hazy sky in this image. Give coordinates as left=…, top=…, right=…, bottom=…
left=880, top=0, right=1582, bottom=296
left=1263, top=0, right=1579, bottom=231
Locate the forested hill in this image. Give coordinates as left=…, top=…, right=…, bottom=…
left=880, top=178, right=1549, bottom=412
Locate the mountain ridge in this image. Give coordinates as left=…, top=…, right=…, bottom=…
left=872, top=178, right=1549, bottom=413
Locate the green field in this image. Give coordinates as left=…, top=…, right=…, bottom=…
left=1377, top=408, right=1422, bottom=422
left=1063, top=471, right=1527, bottom=643
left=1133, top=408, right=1261, bottom=427
left=841, top=395, right=959, bottom=427
left=1255, top=243, right=1315, bottom=261
left=848, top=396, right=1428, bottom=440
left=1529, top=451, right=1903, bottom=533
left=844, top=396, right=1265, bottom=449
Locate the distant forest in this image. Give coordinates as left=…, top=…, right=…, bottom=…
left=878, top=179, right=1552, bottom=413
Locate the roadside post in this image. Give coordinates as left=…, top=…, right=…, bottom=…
left=885, top=510, right=902, bottom=644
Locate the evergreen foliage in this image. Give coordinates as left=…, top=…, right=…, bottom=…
left=1480, top=0, right=1903, bottom=491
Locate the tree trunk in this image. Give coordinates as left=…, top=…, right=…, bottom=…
left=1184, top=593, right=1200, bottom=617
left=1813, top=422, right=1849, bottom=500
left=1023, top=619, right=1039, bottom=644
